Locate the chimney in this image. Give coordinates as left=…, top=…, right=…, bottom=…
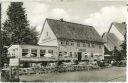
left=60, top=18, right=64, bottom=22
left=122, top=22, right=126, bottom=24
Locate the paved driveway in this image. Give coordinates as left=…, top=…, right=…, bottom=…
left=20, top=67, right=126, bottom=82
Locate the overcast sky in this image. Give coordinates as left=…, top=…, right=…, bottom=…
left=1, top=0, right=127, bottom=35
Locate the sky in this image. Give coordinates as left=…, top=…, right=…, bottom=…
left=1, top=0, right=127, bottom=35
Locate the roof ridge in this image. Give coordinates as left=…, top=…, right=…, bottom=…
left=46, top=18, right=93, bottom=28
left=112, top=22, right=126, bottom=25
left=45, top=18, right=104, bottom=43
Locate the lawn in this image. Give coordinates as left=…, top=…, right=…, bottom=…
left=20, top=67, right=126, bottom=82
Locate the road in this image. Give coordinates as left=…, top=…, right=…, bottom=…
left=20, top=67, right=126, bottom=82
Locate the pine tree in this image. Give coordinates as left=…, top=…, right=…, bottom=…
left=0, top=3, right=1, bottom=46
left=120, top=33, right=126, bottom=59
left=112, top=46, right=119, bottom=61
left=1, top=47, right=9, bottom=67
left=2, top=2, right=38, bottom=45
left=112, top=46, right=123, bottom=62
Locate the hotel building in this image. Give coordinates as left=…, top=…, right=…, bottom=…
left=38, top=18, right=105, bottom=61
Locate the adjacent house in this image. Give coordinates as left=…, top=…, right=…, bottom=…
left=102, top=22, right=126, bottom=51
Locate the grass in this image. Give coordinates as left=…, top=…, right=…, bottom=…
left=20, top=67, right=126, bottom=82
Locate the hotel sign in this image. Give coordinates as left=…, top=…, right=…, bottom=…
left=42, top=36, right=51, bottom=41
left=42, top=32, right=52, bottom=42
left=78, top=49, right=86, bottom=52
left=9, top=58, right=19, bottom=66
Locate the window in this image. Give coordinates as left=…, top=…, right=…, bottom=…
left=88, top=43, right=91, bottom=47
left=85, top=55, right=87, bottom=58
left=13, top=49, right=15, bottom=51
left=66, top=41, right=69, bottom=45
left=60, top=40, right=65, bottom=45
left=74, top=52, right=77, bottom=57
left=48, top=50, right=53, bottom=55
left=83, top=42, right=86, bottom=47
left=59, top=52, right=62, bottom=56
left=91, top=53, right=93, bottom=58
left=70, top=52, right=72, bottom=57
left=99, top=45, right=102, bottom=49
left=64, top=52, right=67, bottom=55
left=22, top=49, right=29, bottom=57
left=92, top=43, right=95, bottom=48
left=71, top=41, right=74, bottom=46
left=31, top=49, right=37, bottom=57
left=77, top=42, right=80, bottom=47
left=91, top=55, right=93, bottom=58
left=40, top=50, right=45, bottom=57
left=60, top=40, right=63, bottom=45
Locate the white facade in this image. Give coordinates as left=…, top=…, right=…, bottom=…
left=57, top=40, right=104, bottom=60
left=38, top=21, right=58, bottom=46
left=37, top=20, right=104, bottom=60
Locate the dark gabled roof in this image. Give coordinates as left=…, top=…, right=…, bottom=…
left=107, top=33, right=121, bottom=47
left=108, top=22, right=126, bottom=35
left=46, top=18, right=104, bottom=43
left=113, top=22, right=126, bottom=35
left=102, top=32, right=121, bottom=51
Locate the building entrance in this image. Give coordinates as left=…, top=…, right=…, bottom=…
left=78, top=52, right=82, bottom=61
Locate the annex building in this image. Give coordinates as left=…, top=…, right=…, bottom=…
left=102, top=22, right=126, bottom=51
